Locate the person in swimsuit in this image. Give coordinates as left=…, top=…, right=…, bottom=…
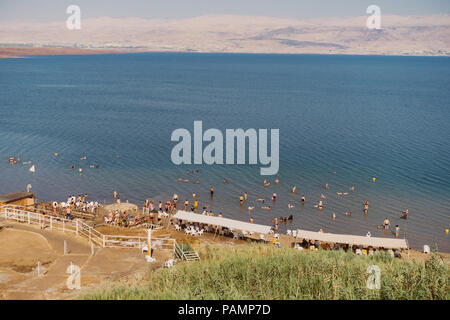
left=383, top=218, right=390, bottom=230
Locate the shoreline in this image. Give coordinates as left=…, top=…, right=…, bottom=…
left=1, top=46, right=449, bottom=59
left=0, top=47, right=131, bottom=59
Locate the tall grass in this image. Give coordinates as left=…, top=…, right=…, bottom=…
left=83, top=244, right=449, bottom=300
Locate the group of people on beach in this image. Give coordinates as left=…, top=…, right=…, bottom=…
left=49, top=194, right=99, bottom=220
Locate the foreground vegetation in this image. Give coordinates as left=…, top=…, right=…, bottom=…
left=84, top=244, right=449, bottom=300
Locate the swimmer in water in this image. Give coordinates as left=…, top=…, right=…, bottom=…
left=401, top=209, right=408, bottom=219
left=272, top=193, right=277, bottom=201
left=292, top=185, right=296, bottom=194
left=262, top=206, right=271, bottom=210
left=332, top=213, right=336, bottom=220
left=257, top=198, right=265, bottom=203
left=250, top=217, right=254, bottom=223
left=301, top=195, right=306, bottom=203
left=275, top=178, right=279, bottom=184
left=325, top=183, right=329, bottom=190
left=223, top=178, right=227, bottom=183
left=243, top=192, right=248, bottom=201
left=210, top=186, right=214, bottom=196
left=288, top=203, right=294, bottom=209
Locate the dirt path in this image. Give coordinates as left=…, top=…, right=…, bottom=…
left=0, top=221, right=168, bottom=299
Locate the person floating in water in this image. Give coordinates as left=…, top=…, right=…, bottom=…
left=317, top=200, right=323, bottom=209
left=401, top=209, right=408, bottom=219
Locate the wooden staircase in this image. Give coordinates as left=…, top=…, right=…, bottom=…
left=174, top=242, right=200, bottom=261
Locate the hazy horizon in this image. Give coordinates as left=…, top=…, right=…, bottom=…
left=0, top=0, right=449, bottom=22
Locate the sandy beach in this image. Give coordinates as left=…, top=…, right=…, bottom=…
left=1, top=200, right=448, bottom=299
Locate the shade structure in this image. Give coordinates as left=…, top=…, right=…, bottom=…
left=296, top=229, right=408, bottom=249
left=173, top=210, right=272, bottom=234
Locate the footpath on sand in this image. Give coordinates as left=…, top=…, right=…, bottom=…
left=0, top=221, right=166, bottom=299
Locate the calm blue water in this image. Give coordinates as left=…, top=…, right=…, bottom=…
left=0, top=53, right=449, bottom=251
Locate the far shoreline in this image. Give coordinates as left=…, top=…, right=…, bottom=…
left=1, top=46, right=450, bottom=59
left=0, top=46, right=131, bottom=59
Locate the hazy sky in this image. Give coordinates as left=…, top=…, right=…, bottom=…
left=0, top=0, right=449, bottom=21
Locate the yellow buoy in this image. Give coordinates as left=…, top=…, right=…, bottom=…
left=54, top=153, right=59, bottom=156
left=372, top=177, right=376, bottom=182
left=446, top=229, right=449, bottom=235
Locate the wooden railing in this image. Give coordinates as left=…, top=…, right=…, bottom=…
left=0, top=205, right=175, bottom=253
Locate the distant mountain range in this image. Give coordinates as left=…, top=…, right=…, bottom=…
left=1, top=14, right=449, bottom=56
